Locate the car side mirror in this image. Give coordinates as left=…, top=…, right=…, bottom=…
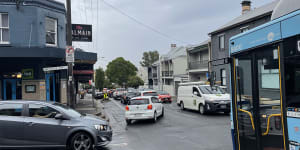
left=54, top=114, right=65, bottom=120
left=193, top=92, right=201, bottom=97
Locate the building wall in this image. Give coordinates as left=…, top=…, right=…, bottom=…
left=173, top=56, right=188, bottom=75
left=22, top=80, right=46, bottom=100
left=0, top=2, right=66, bottom=48
left=211, top=15, right=271, bottom=91
left=163, top=85, right=174, bottom=96
left=189, top=73, right=207, bottom=82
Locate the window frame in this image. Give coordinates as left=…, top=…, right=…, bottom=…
left=45, top=17, right=58, bottom=47
left=218, top=34, right=225, bottom=50
left=0, top=13, right=10, bottom=44
left=240, top=26, right=249, bottom=33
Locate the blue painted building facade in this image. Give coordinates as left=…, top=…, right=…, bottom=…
left=0, top=0, right=97, bottom=103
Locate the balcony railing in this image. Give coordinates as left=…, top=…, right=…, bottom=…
left=188, top=60, right=209, bottom=70
left=162, top=71, right=173, bottom=77
left=153, top=73, right=158, bottom=78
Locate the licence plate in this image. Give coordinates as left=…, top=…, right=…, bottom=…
left=220, top=105, right=227, bottom=109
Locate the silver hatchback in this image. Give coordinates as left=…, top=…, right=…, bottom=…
left=0, top=100, right=112, bottom=150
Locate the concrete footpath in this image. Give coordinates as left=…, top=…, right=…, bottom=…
left=75, top=94, right=109, bottom=122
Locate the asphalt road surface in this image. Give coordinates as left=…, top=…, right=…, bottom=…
left=103, top=98, right=233, bottom=150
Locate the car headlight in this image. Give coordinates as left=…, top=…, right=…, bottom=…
left=94, top=125, right=108, bottom=131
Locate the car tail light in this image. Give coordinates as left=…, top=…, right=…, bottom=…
left=125, top=106, right=129, bottom=111
left=147, top=104, right=153, bottom=110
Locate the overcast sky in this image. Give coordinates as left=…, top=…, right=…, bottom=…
left=56, top=0, right=276, bottom=69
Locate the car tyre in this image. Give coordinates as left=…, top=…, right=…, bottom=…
left=69, top=132, right=93, bottom=150
left=224, top=110, right=230, bottom=115
left=180, top=102, right=185, bottom=110
left=161, top=108, right=164, bottom=117
left=153, top=112, right=157, bottom=123
left=199, top=104, right=206, bottom=115
left=126, top=119, right=132, bottom=125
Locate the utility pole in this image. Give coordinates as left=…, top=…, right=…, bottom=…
left=66, top=0, right=75, bottom=108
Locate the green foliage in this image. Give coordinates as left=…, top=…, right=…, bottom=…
left=127, top=76, right=144, bottom=88
left=140, top=51, right=159, bottom=67
left=95, top=67, right=105, bottom=90
left=106, top=57, right=138, bottom=86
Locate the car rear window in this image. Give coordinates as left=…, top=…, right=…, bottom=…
left=129, top=99, right=149, bottom=105
left=158, top=91, right=169, bottom=95
left=143, top=92, right=158, bottom=96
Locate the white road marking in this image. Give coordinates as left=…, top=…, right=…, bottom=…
left=109, top=142, right=128, bottom=147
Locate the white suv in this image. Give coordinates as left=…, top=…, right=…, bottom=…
left=125, top=96, right=164, bottom=124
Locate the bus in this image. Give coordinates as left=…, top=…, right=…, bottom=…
left=229, top=1, right=300, bottom=150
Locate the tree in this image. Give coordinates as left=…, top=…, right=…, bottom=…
left=140, top=51, right=159, bottom=67
left=106, top=57, right=138, bottom=86
left=95, top=67, right=105, bottom=90
left=127, top=76, right=144, bottom=88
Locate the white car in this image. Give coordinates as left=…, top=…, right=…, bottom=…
left=177, top=83, right=230, bottom=115
left=125, top=96, right=164, bottom=124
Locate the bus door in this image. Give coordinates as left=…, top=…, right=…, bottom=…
left=234, top=45, right=285, bottom=150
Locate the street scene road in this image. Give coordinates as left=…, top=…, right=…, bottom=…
left=98, top=95, right=232, bottom=150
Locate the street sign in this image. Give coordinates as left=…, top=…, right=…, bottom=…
left=72, top=24, right=92, bottom=42
left=66, top=46, right=75, bottom=63
left=43, top=66, right=68, bottom=72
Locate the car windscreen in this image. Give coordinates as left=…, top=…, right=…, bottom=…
left=158, top=91, right=169, bottom=95
left=129, top=99, right=149, bottom=105
left=143, top=92, right=158, bottom=96
left=53, top=103, right=82, bottom=118
left=127, top=92, right=137, bottom=96
left=116, top=88, right=125, bottom=91
left=198, top=86, right=226, bottom=94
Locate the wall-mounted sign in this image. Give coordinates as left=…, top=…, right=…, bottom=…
left=22, top=69, right=34, bottom=80
left=73, top=70, right=94, bottom=75
left=43, top=66, right=68, bottom=72
left=72, top=24, right=92, bottom=42
left=25, top=85, right=36, bottom=93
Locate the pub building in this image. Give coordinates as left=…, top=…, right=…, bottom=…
left=0, top=0, right=97, bottom=103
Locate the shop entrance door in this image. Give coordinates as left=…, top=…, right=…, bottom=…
left=46, top=73, right=56, bottom=101
left=3, top=79, right=17, bottom=100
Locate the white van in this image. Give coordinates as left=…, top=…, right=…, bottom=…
left=177, top=83, right=230, bottom=114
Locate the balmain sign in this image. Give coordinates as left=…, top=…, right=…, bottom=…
left=72, top=24, right=92, bottom=42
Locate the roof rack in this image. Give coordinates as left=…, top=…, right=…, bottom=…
left=178, top=81, right=207, bottom=86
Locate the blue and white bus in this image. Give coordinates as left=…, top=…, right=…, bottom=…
left=229, top=1, right=300, bottom=150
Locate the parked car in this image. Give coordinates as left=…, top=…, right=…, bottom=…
left=0, top=100, right=112, bottom=150
left=125, top=96, right=164, bottom=125
left=87, top=89, right=93, bottom=94
left=140, top=90, right=159, bottom=98
left=177, top=83, right=230, bottom=114
left=121, top=91, right=140, bottom=104
left=94, top=91, right=104, bottom=99
left=157, top=91, right=172, bottom=103
left=113, top=88, right=126, bottom=100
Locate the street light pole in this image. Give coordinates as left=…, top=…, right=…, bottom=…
left=66, top=0, right=75, bottom=108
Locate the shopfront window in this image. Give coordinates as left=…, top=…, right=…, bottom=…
left=0, top=13, right=9, bottom=44
left=45, top=17, right=57, bottom=46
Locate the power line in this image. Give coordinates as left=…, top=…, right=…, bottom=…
left=100, top=0, right=189, bottom=44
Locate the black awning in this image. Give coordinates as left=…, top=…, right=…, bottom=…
left=0, top=47, right=97, bottom=63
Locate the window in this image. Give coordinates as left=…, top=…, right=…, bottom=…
left=221, top=69, right=226, bottom=86
left=0, top=103, right=23, bottom=116
left=45, top=17, right=57, bottom=46
left=219, top=35, right=225, bottom=50
left=29, top=104, right=59, bottom=119
left=0, top=13, right=9, bottom=44
left=151, top=97, right=160, bottom=103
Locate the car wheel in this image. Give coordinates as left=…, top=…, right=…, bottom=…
left=180, top=102, right=185, bottom=110
left=161, top=108, right=164, bottom=117
left=199, top=104, right=206, bottom=115
left=126, top=119, right=132, bottom=125
left=153, top=112, right=157, bottom=123
left=224, top=110, right=230, bottom=115
left=70, top=132, right=93, bottom=150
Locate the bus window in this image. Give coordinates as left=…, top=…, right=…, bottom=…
left=256, top=47, right=283, bottom=149
left=235, top=56, right=257, bottom=150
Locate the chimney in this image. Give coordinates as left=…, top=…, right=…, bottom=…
left=241, top=0, right=251, bottom=14
left=171, top=44, right=177, bottom=49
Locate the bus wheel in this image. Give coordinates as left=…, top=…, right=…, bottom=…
left=199, top=104, right=206, bottom=115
